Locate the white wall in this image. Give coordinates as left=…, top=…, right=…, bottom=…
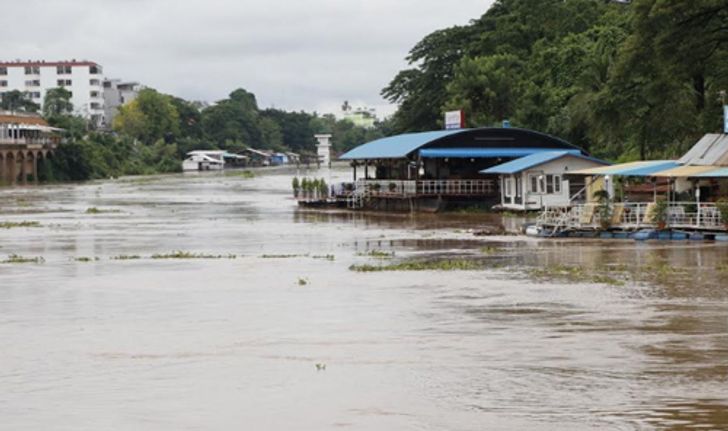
left=500, top=155, right=606, bottom=210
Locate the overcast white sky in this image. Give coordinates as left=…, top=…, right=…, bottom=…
left=0, top=0, right=493, bottom=117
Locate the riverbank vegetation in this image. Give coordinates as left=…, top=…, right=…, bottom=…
left=383, top=0, right=728, bottom=160
left=9, top=86, right=387, bottom=183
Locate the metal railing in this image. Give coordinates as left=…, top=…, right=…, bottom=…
left=538, top=202, right=726, bottom=231
left=355, top=179, right=497, bottom=197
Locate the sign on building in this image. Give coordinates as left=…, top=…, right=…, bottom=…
left=444, top=110, right=465, bottom=130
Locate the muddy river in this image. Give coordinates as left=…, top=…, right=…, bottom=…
left=1, top=166, right=727, bottom=430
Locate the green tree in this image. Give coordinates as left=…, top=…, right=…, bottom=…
left=42, top=87, right=74, bottom=118
left=201, top=88, right=262, bottom=148
left=0, top=90, right=39, bottom=113
left=446, top=54, right=523, bottom=126
left=113, top=89, right=180, bottom=144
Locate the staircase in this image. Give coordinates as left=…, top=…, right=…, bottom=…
left=347, top=183, right=370, bottom=209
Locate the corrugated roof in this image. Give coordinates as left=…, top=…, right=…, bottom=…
left=693, top=167, right=728, bottom=178
left=339, top=130, right=463, bottom=160
left=480, top=151, right=606, bottom=174
left=419, top=147, right=557, bottom=159
left=571, top=160, right=679, bottom=176
left=651, top=165, right=720, bottom=177
left=678, top=134, right=728, bottom=166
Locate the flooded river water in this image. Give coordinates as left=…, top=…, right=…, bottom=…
left=1, top=166, right=727, bottom=430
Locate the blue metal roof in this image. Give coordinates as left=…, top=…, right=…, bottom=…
left=419, top=147, right=557, bottom=159
left=339, top=130, right=464, bottom=160
left=479, top=151, right=605, bottom=174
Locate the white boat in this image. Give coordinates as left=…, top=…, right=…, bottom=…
left=182, top=152, right=225, bottom=171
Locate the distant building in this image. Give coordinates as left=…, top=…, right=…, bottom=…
left=0, top=60, right=106, bottom=127
left=315, top=134, right=332, bottom=166
left=0, top=111, right=62, bottom=184
left=341, top=102, right=376, bottom=129
left=103, top=79, right=142, bottom=129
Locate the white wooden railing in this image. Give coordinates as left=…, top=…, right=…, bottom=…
left=538, top=202, right=725, bottom=231
left=354, top=179, right=497, bottom=197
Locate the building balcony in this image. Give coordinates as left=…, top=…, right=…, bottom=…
left=352, top=179, right=498, bottom=198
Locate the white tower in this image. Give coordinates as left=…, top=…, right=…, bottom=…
left=315, top=134, right=332, bottom=166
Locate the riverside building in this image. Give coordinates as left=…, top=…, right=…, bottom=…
left=0, top=60, right=106, bottom=127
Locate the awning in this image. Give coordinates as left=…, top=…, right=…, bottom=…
left=650, top=165, right=719, bottom=178
left=571, top=160, right=679, bottom=176
left=693, top=167, right=728, bottom=178
left=419, top=147, right=554, bottom=159
left=480, top=150, right=606, bottom=174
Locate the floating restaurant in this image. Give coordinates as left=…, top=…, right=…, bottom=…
left=535, top=133, right=728, bottom=239
left=337, top=127, right=603, bottom=211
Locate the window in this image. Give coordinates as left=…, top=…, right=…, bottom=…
left=0, top=67, right=7, bottom=75
left=31, top=92, right=41, bottom=99
left=57, top=79, right=72, bottom=86
left=90, top=91, right=99, bottom=98
left=89, top=65, right=102, bottom=75
left=546, top=175, right=555, bottom=194
left=553, top=175, right=561, bottom=194
left=25, top=80, right=40, bottom=87
left=24, top=66, right=40, bottom=75
left=530, top=175, right=540, bottom=194
left=93, top=79, right=103, bottom=86
left=90, top=102, right=102, bottom=110
left=57, top=65, right=72, bottom=74
left=0, top=80, right=7, bottom=87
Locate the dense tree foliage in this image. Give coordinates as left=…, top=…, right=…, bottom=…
left=39, top=85, right=383, bottom=182
left=0, top=90, right=40, bottom=113
left=383, top=0, right=728, bottom=160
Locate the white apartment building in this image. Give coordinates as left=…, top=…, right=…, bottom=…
left=0, top=60, right=105, bottom=127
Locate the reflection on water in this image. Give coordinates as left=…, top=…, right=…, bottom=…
left=1, top=166, right=727, bottom=430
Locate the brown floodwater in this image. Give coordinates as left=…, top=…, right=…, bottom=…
left=1, top=166, right=727, bottom=430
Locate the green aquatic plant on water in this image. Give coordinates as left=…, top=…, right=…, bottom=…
left=85, top=207, right=122, bottom=215
left=72, top=257, right=99, bottom=262
left=357, top=250, right=395, bottom=259
left=111, top=255, right=142, bottom=260
left=151, top=251, right=237, bottom=260
left=350, top=259, right=482, bottom=272
left=0, top=221, right=41, bottom=229
left=2, top=254, right=45, bottom=264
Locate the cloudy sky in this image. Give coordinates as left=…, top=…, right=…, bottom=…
left=1, top=0, right=493, bottom=117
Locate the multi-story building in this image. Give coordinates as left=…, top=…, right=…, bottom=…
left=0, top=60, right=106, bottom=127
left=103, top=79, right=142, bottom=129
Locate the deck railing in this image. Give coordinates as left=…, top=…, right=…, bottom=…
left=355, top=179, right=497, bottom=197
left=538, top=202, right=726, bottom=231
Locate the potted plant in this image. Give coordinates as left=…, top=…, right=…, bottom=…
left=716, top=198, right=728, bottom=229
left=292, top=177, right=300, bottom=198
left=593, top=190, right=612, bottom=230
left=653, top=198, right=668, bottom=230
left=318, top=179, right=328, bottom=199
left=388, top=182, right=397, bottom=193
left=371, top=183, right=381, bottom=193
